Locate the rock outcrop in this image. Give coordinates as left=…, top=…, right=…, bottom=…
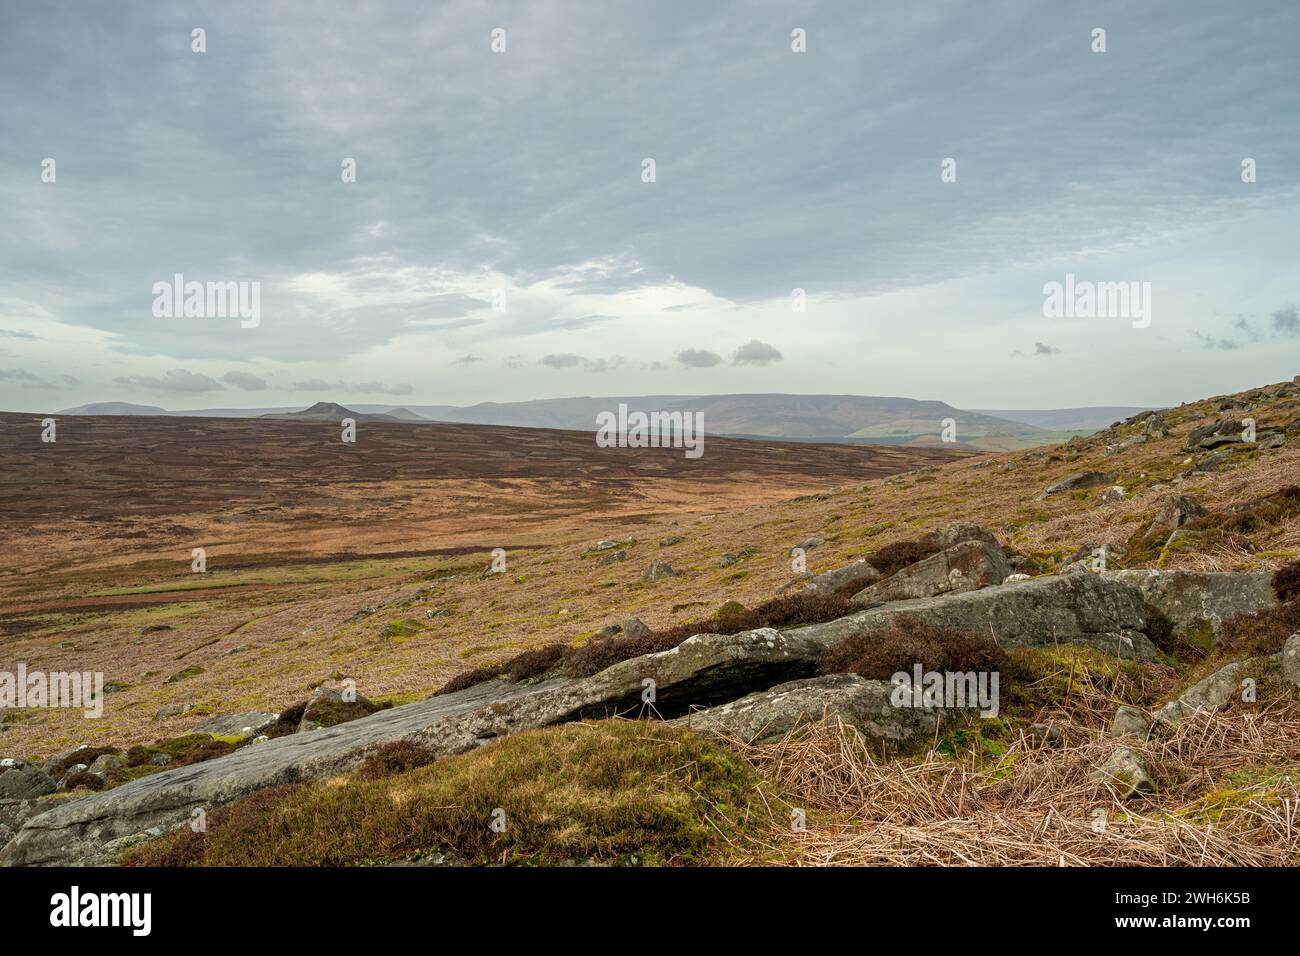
left=796, top=573, right=1162, bottom=661
left=1108, top=570, right=1277, bottom=643
left=0, top=627, right=823, bottom=866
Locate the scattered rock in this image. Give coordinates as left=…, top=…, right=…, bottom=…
left=1096, top=747, right=1155, bottom=799
left=1111, top=705, right=1152, bottom=739
left=598, top=549, right=627, bottom=566
left=658, top=535, right=684, bottom=547
left=1100, top=486, right=1126, bottom=505
left=850, top=539, right=1010, bottom=608
left=719, top=553, right=737, bottom=567
left=153, top=704, right=192, bottom=721
left=641, top=560, right=680, bottom=583
left=796, top=536, right=826, bottom=552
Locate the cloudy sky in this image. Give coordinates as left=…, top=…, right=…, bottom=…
left=1, top=0, right=1297, bottom=412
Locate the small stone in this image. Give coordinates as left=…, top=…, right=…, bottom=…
left=641, top=560, right=680, bottom=583
left=1096, top=747, right=1155, bottom=799
left=1281, top=633, right=1300, bottom=691
left=621, top=616, right=651, bottom=640
left=1111, top=705, right=1151, bottom=739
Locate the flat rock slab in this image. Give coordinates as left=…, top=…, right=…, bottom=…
left=1, top=627, right=823, bottom=867
left=678, top=674, right=950, bottom=750
left=791, top=573, right=1160, bottom=661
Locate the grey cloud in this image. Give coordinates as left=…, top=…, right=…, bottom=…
left=732, top=340, right=783, bottom=366
left=539, top=353, right=624, bottom=373
left=1272, top=305, right=1299, bottom=336
left=0, top=368, right=64, bottom=388
left=353, top=381, right=414, bottom=396
left=223, top=370, right=268, bottom=390
left=114, top=369, right=224, bottom=393
left=451, top=354, right=482, bottom=366
left=1190, top=331, right=1240, bottom=351
left=291, top=379, right=345, bottom=391
left=677, top=348, right=722, bottom=368
left=1033, top=342, right=1060, bottom=356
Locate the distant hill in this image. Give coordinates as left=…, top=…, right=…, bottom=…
left=259, top=402, right=401, bottom=423
left=58, top=401, right=168, bottom=416
left=383, top=407, right=429, bottom=421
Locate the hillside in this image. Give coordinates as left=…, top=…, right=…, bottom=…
left=3, top=376, right=1298, bottom=868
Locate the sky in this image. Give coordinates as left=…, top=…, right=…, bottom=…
left=1, top=0, right=1297, bottom=413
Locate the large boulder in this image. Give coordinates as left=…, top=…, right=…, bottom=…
left=679, top=674, right=950, bottom=751
left=1036, top=471, right=1114, bottom=500
left=193, top=711, right=279, bottom=740
left=849, top=539, right=1010, bottom=608
left=0, top=763, right=57, bottom=801
left=793, top=573, right=1161, bottom=661
left=0, top=627, right=824, bottom=866
left=1148, top=494, right=1209, bottom=534
left=1108, top=570, right=1277, bottom=644
left=641, top=560, right=680, bottom=583
left=789, top=559, right=882, bottom=596
left=924, top=521, right=999, bottom=549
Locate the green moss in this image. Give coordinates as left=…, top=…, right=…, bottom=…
left=122, top=720, right=778, bottom=867
left=381, top=618, right=428, bottom=640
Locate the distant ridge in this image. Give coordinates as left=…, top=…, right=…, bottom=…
left=47, top=394, right=1147, bottom=450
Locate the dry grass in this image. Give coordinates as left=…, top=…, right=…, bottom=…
left=729, top=706, right=1300, bottom=866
